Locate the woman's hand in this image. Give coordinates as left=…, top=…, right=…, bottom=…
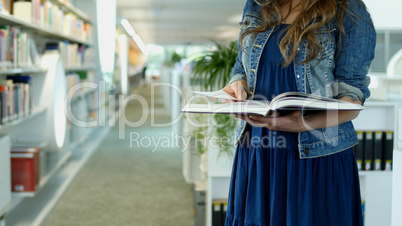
left=236, top=111, right=308, bottom=132
left=222, top=80, right=249, bottom=100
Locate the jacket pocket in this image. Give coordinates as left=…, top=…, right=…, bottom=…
left=238, top=15, right=262, bottom=48
left=314, top=27, right=336, bottom=59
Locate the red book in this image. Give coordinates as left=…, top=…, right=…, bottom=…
left=11, top=147, right=40, bottom=192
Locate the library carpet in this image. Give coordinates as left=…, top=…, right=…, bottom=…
left=44, top=83, right=194, bottom=225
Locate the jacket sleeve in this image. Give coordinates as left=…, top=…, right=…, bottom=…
left=228, top=0, right=251, bottom=85
left=333, top=0, right=376, bottom=104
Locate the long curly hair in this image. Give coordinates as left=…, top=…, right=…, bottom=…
left=242, top=0, right=364, bottom=66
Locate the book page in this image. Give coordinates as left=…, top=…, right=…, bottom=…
left=181, top=102, right=269, bottom=116
left=192, top=90, right=237, bottom=100
left=271, top=92, right=337, bottom=103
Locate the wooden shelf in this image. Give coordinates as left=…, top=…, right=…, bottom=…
left=0, top=12, right=91, bottom=46
left=49, top=0, right=92, bottom=23
left=0, top=107, right=46, bottom=131
left=0, top=68, right=46, bottom=75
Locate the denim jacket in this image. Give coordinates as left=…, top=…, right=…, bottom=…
left=229, top=0, right=376, bottom=158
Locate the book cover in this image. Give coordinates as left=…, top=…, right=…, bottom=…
left=11, top=152, right=36, bottom=192
left=11, top=147, right=40, bottom=188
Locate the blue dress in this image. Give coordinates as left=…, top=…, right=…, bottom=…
left=225, top=24, right=363, bottom=226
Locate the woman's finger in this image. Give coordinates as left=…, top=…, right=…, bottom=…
left=232, top=83, right=247, bottom=100
left=248, top=115, right=270, bottom=122
left=222, top=86, right=236, bottom=98
left=245, top=115, right=269, bottom=127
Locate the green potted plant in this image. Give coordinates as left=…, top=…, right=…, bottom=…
left=190, top=40, right=238, bottom=158
left=164, top=51, right=183, bottom=68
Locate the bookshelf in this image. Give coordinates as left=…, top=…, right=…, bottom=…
left=0, top=107, right=46, bottom=131
left=206, top=143, right=232, bottom=226
left=0, top=68, right=47, bottom=75
left=392, top=149, right=402, bottom=226
left=49, top=0, right=92, bottom=23
left=11, top=148, right=72, bottom=198
left=383, top=95, right=402, bottom=226
left=0, top=12, right=91, bottom=46
left=0, top=1, right=109, bottom=225
left=202, top=100, right=400, bottom=226
left=0, top=136, right=10, bottom=218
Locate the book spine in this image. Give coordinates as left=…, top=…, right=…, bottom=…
left=363, top=131, right=373, bottom=171
left=383, top=131, right=393, bottom=171
left=18, top=83, right=23, bottom=118
left=0, top=86, right=9, bottom=123
left=373, top=131, right=383, bottom=171
left=0, top=28, right=4, bottom=68
left=355, top=131, right=364, bottom=171
left=8, top=82, right=14, bottom=120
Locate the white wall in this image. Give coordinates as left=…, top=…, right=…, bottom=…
left=364, top=0, right=402, bottom=30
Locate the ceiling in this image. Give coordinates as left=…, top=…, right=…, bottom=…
left=116, top=0, right=246, bottom=46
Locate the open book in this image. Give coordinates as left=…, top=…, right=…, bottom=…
left=181, top=90, right=364, bottom=116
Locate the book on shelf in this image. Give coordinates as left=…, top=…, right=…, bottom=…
left=363, top=131, right=373, bottom=170
left=7, top=75, right=33, bottom=115
left=58, top=41, right=94, bottom=68
left=0, top=26, right=38, bottom=69
left=7, top=0, right=92, bottom=42
left=354, top=131, right=394, bottom=171
left=212, top=199, right=227, bottom=226
left=383, top=131, right=393, bottom=171
left=0, top=0, right=8, bottom=13
left=10, top=147, right=41, bottom=192
left=0, top=76, right=33, bottom=124
left=0, top=84, right=9, bottom=123
left=12, top=0, right=33, bottom=23
left=181, top=90, right=364, bottom=116
left=354, top=131, right=364, bottom=171
left=0, top=79, right=15, bottom=121
left=373, top=131, right=383, bottom=171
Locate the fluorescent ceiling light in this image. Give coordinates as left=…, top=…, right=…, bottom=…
left=121, top=19, right=136, bottom=36
left=133, top=34, right=148, bottom=56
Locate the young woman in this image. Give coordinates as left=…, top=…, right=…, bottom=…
left=222, top=0, right=376, bottom=225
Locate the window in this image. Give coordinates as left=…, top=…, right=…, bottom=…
left=371, top=30, right=402, bottom=73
